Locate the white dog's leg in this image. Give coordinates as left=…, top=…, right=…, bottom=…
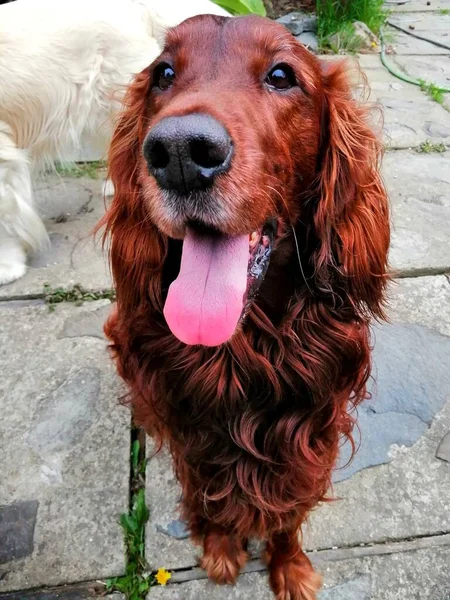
left=0, top=233, right=27, bottom=285
left=102, top=179, right=115, bottom=197
left=0, top=122, right=49, bottom=284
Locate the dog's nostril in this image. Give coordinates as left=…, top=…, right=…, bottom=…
left=149, top=140, right=170, bottom=169
left=189, top=138, right=230, bottom=170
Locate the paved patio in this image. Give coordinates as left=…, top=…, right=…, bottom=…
left=0, top=3, right=450, bottom=599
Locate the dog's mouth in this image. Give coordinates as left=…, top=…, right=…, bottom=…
left=163, top=219, right=276, bottom=346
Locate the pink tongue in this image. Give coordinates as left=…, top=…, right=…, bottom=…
left=164, top=229, right=249, bottom=346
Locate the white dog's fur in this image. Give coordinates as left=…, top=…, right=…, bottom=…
left=0, top=0, right=228, bottom=285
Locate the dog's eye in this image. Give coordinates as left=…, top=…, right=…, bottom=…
left=153, top=63, right=175, bottom=91
left=265, top=64, right=296, bottom=91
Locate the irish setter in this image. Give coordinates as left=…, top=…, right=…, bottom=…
left=100, top=14, right=390, bottom=600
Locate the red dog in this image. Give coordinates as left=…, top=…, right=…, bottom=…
left=100, top=14, right=390, bottom=600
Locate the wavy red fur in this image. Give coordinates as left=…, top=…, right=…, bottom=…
left=98, top=15, right=390, bottom=600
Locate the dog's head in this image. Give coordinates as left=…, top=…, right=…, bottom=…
left=103, top=15, right=389, bottom=347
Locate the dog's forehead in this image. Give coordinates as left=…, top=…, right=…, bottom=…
left=164, top=14, right=302, bottom=66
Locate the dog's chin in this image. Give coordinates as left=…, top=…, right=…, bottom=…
left=160, top=215, right=276, bottom=347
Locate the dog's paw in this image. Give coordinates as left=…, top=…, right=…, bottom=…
left=0, top=260, right=27, bottom=285
left=269, top=554, right=322, bottom=600
left=0, top=236, right=27, bottom=285
left=200, top=532, right=248, bottom=585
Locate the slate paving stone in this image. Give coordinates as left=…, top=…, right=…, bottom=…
left=147, top=546, right=450, bottom=600
left=389, top=12, right=450, bottom=41
left=276, top=12, right=317, bottom=35
left=145, top=276, right=450, bottom=570
left=0, top=501, right=39, bottom=564
left=391, top=54, right=450, bottom=89
left=0, top=301, right=128, bottom=591
left=357, top=54, right=450, bottom=148
left=356, top=56, right=450, bottom=147
left=59, top=301, right=111, bottom=340
left=335, top=320, right=450, bottom=479
left=0, top=176, right=111, bottom=299
left=387, top=12, right=450, bottom=55
left=386, top=275, right=450, bottom=335
left=436, top=431, right=450, bottom=462
left=388, top=0, right=450, bottom=11
left=387, top=29, right=450, bottom=55
left=383, top=151, right=450, bottom=274
left=0, top=588, right=123, bottom=600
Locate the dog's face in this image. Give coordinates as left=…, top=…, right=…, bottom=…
left=141, top=15, right=324, bottom=237
left=136, top=15, right=326, bottom=347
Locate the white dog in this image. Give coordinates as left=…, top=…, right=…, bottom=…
left=0, top=0, right=228, bottom=285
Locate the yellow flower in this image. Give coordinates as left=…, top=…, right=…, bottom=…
left=155, top=568, right=172, bottom=586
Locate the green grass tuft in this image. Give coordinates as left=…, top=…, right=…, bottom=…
left=418, top=79, right=445, bottom=105
left=439, top=8, right=450, bottom=15
left=416, top=140, right=447, bottom=153
left=317, top=0, right=387, bottom=52
left=106, top=489, right=152, bottom=600
left=55, top=160, right=107, bottom=179
left=106, top=439, right=154, bottom=600
left=43, top=283, right=115, bottom=311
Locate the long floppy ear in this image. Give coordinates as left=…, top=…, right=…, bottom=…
left=98, top=69, right=166, bottom=314
left=315, top=61, right=390, bottom=319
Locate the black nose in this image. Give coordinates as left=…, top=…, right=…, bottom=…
left=143, top=114, right=233, bottom=193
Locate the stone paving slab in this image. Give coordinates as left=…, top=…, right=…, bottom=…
left=145, top=275, right=450, bottom=570
left=388, top=29, right=450, bottom=55
left=357, top=55, right=450, bottom=148
left=387, top=275, right=450, bottom=334
left=0, top=300, right=129, bottom=592
left=388, top=13, right=450, bottom=54
left=388, top=0, right=450, bottom=11
left=0, top=176, right=111, bottom=300
left=383, top=150, right=450, bottom=273
left=391, top=54, right=450, bottom=88
left=390, top=54, right=450, bottom=110
left=0, top=586, right=124, bottom=600
left=148, top=545, right=450, bottom=599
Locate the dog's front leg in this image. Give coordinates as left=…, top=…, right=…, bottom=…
left=190, top=518, right=248, bottom=585
left=266, top=528, right=322, bottom=600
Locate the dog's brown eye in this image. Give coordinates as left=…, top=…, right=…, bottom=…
left=153, top=63, right=175, bottom=91
left=265, top=64, right=296, bottom=91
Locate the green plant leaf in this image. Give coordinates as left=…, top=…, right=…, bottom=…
left=105, top=577, right=117, bottom=590
left=113, top=575, right=133, bottom=591
left=131, top=439, right=140, bottom=475
left=139, top=579, right=151, bottom=593
left=212, top=0, right=266, bottom=16
left=134, top=489, right=150, bottom=525
left=120, top=513, right=138, bottom=533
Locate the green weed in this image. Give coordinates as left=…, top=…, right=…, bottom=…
left=416, top=140, right=447, bottom=153
left=324, top=22, right=367, bottom=53
left=43, top=283, right=115, bottom=311
left=106, top=437, right=172, bottom=599
left=439, top=8, right=450, bottom=15
left=317, top=0, right=386, bottom=52
left=418, top=79, right=445, bottom=105
left=55, top=160, right=107, bottom=179
left=105, top=488, right=152, bottom=600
